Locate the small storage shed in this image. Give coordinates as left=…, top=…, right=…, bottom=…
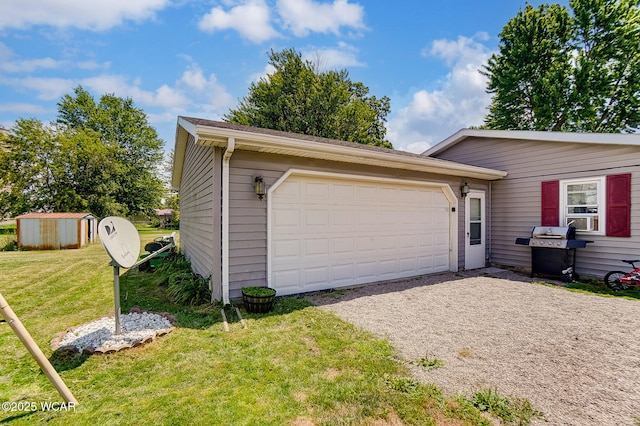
left=16, top=212, right=97, bottom=250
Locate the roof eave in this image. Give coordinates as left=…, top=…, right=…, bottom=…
left=171, top=122, right=507, bottom=189
left=424, top=128, right=640, bottom=156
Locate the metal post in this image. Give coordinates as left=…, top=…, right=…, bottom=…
left=0, top=292, right=78, bottom=404
left=113, top=263, right=121, bottom=335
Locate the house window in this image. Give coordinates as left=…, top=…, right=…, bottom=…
left=561, top=177, right=605, bottom=234
left=542, top=174, right=630, bottom=237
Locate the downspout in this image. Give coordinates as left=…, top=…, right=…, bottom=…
left=488, top=180, right=492, bottom=266
left=221, top=137, right=235, bottom=305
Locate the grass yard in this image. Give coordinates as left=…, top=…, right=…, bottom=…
left=0, top=230, right=497, bottom=426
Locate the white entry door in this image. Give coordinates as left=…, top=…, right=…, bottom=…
left=465, top=190, right=485, bottom=269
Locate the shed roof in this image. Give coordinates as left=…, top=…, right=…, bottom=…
left=172, top=117, right=507, bottom=189
left=16, top=212, right=94, bottom=219
left=424, top=128, right=640, bottom=156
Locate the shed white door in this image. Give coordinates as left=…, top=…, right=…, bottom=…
left=269, top=173, right=452, bottom=295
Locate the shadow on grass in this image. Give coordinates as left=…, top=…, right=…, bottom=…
left=49, top=350, right=91, bottom=372
left=0, top=411, right=35, bottom=423
left=119, top=267, right=312, bottom=328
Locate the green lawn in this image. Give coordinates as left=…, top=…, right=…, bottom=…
left=0, top=231, right=500, bottom=425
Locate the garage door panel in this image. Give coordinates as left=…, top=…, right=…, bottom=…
left=357, top=210, right=377, bottom=226
left=356, top=261, right=378, bottom=278
left=273, top=209, right=299, bottom=227
left=333, top=237, right=354, bottom=253
left=304, top=210, right=329, bottom=226
left=271, top=174, right=452, bottom=295
left=334, top=183, right=355, bottom=199
left=332, top=208, right=355, bottom=226
left=304, top=238, right=329, bottom=256
left=305, top=267, right=329, bottom=285
left=398, top=257, right=418, bottom=271
left=332, top=264, right=354, bottom=283
left=273, top=239, right=300, bottom=259
left=356, top=184, right=377, bottom=201
left=274, top=269, right=300, bottom=289
left=399, top=234, right=417, bottom=248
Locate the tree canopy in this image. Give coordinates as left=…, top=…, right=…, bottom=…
left=483, top=0, right=640, bottom=133
left=0, top=86, right=165, bottom=217
left=225, top=48, right=393, bottom=148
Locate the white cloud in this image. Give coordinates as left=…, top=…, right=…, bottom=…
left=0, top=42, right=13, bottom=61
left=198, top=0, right=280, bottom=43
left=0, top=0, right=170, bottom=31
left=80, top=75, right=191, bottom=109
left=248, top=63, right=276, bottom=86
left=277, top=0, right=366, bottom=37
left=178, top=64, right=234, bottom=110
left=388, top=33, right=493, bottom=153
left=10, top=76, right=75, bottom=100
left=302, top=42, right=364, bottom=70
left=1, top=57, right=62, bottom=73
left=0, top=102, right=48, bottom=114
left=77, top=61, right=111, bottom=70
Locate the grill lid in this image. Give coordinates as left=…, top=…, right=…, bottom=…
left=531, top=226, right=576, bottom=240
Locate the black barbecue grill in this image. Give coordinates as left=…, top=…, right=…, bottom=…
left=515, top=226, right=592, bottom=282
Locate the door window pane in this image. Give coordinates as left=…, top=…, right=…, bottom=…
left=470, top=198, right=482, bottom=245
left=470, top=223, right=482, bottom=245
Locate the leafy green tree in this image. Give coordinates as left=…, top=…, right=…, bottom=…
left=225, top=48, right=392, bottom=148
left=0, top=87, right=165, bottom=217
left=57, top=86, right=165, bottom=215
left=484, top=0, right=640, bottom=133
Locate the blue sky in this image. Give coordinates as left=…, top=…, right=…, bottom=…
left=0, top=0, right=568, bottom=154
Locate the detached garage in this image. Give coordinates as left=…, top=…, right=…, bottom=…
left=172, top=117, right=507, bottom=303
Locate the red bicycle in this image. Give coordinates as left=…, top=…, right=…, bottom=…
left=604, top=260, right=640, bottom=290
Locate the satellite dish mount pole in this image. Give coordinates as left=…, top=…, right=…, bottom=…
left=111, top=261, right=122, bottom=335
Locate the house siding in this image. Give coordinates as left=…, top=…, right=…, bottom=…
left=179, top=136, right=222, bottom=299
left=225, top=150, right=489, bottom=297
left=432, top=137, right=640, bottom=277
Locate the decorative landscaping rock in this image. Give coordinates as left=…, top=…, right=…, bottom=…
left=51, top=309, right=176, bottom=354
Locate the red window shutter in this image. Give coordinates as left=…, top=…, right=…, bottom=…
left=541, top=181, right=560, bottom=226
left=606, top=174, right=631, bottom=237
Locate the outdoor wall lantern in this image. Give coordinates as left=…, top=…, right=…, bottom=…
left=460, top=182, right=470, bottom=198
left=254, top=176, right=266, bottom=200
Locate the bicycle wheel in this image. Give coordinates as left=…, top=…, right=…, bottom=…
left=604, top=271, right=630, bottom=290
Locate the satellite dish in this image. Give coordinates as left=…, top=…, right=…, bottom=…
left=98, top=217, right=140, bottom=268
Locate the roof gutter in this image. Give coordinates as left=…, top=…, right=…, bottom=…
left=191, top=126, right=507, bottom=181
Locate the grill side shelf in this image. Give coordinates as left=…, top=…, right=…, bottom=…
left=515, top=237, right=530, bottom=245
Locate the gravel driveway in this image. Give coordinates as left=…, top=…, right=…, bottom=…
left=307, top=268, right=640, bottom=426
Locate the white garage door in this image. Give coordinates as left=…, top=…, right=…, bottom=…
left=269, top=172, right=453, bottom=295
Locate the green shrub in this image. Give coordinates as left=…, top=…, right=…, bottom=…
left=241, top=286, right=276, bottom=297
left=168, top=272, right=211, bottom=305
left=472, top=387, right=542, bottom=425
left=158, top=254, right=211, bottom=305
left=410, top=356, right=445, bottom=370
left=0, top=235, right=17, bottom=251
left=0, top=225, right=16, bottom=235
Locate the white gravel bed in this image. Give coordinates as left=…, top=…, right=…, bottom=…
left=307, top=269, right=640, bottom=426
left=52, top=310, right=175, bottom=353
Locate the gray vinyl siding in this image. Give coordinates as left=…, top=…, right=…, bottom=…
left=179, top=136, right=222, bottom=299
left=433, top=137, right=640, bottom=278
left=226, top=150, right=487, bottom=297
